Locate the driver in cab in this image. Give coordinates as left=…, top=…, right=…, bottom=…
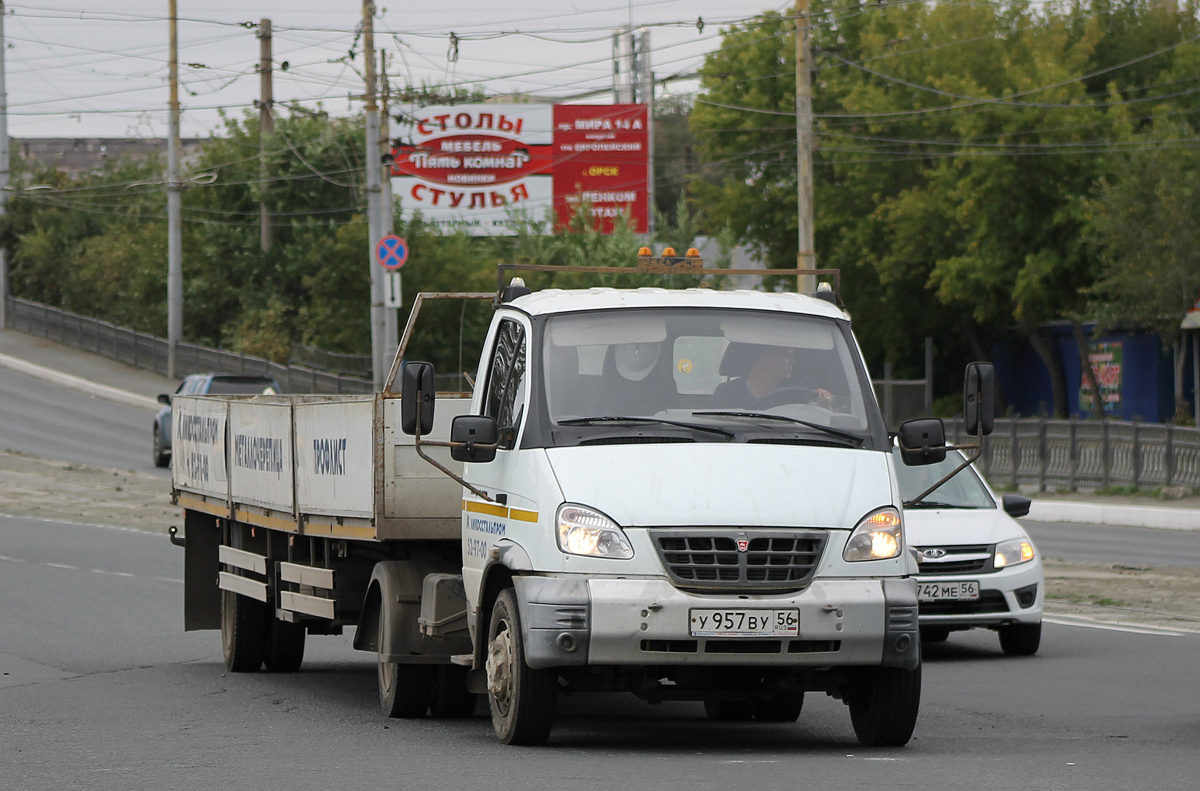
left=713, top=344, right=833, bottom=409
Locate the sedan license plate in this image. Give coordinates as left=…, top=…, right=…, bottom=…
left=916, top=580, right=980, bottom=601
left=689, top=609, right=799, bottom=638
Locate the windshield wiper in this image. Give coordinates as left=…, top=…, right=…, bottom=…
left=691, top=411, right=864, bottom=446
left=558, top=416, right=734, bottom=439
left=903, top=500, right=970, bottom=509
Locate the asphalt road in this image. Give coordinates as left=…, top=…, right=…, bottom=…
left=2, top=513, right=1199, bottom=791
left=0, top=365, right=165, bottom=475
left=1023, top=520, right=1200, bottom=567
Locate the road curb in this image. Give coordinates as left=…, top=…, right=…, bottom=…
left=1027, top=500, right=1200, bottom=531
left=0, top=352, right=159, bottom=411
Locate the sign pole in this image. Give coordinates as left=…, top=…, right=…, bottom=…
left=0, top=1, right=9, bottom=330
left=167, top=0, right=183, bottom=379
left=363, top=0, right=386, bottom=390
left=795, top=0, right=816, bottom=295
left=380, top=49, right=399, bottom=360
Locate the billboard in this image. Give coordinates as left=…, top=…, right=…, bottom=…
left=392, top=104, right=647, bottom=236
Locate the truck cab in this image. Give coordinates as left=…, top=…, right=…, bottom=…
left=408, top=285, right=925, bottom=745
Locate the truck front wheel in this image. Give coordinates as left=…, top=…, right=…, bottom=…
left=486, top=588, right=557, bottom=745
left=221, top=590, right=267, bottom=672
left=846, top=666, right=921, bottom=747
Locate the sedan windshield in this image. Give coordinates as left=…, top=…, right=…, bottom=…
left=892, top=447, right=995, bottom=508
left=542, top=308, right=872, bottom=438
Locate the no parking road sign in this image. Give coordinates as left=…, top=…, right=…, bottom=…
left=376, top=235, right=408, bottom=270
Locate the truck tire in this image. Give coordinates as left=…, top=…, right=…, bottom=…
left=998, top=622, right=1041, bottom=656
left=754, top=689, right=804, bottom=722
left=264, top=618, right=306, bottom=673
left=152, top=426, right=170, bottom=468
left=486, top=588, right=557, bottom=745
left=703, top=700, right=755, bottom=721
left=847, top=666, right=921, bottom=747
left=429, top=665, right=478, bottom=718
left=222, top=590, right=267, bottom=673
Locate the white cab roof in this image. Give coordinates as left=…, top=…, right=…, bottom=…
left=507, top=287, right=847, bottom=320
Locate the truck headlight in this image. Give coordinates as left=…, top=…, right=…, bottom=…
left=843, top=507, right=903, bottom=562
left=555, top=504, right=634, bottom=559
left=994, top=538, right=1035, bottom=568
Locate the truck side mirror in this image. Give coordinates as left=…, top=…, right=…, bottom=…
left=158, top=393, right=172, bottom=406
left=450, top=415, right=498, bottom=463
left=963, top=362, right=995, bottom=436
left=401, top=362, right=436, bottom=436
left=898, top=418, right=947, bottom=466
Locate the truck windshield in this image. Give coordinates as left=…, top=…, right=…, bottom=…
left=891, top=447, right=996, bottom=509
left=542, top=308, right=872, bottom=437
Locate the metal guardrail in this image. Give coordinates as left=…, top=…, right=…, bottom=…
left=5, top=297, right=374, bottom=395
left=947, top=416, right=1200, bottom=492
left=288, top=342, right=373, bottom=377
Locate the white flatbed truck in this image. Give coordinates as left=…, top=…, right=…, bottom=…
left=171, top=257, right=993, bottom=745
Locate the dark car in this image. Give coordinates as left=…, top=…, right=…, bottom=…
left=153, top=373, right=281, bottom=467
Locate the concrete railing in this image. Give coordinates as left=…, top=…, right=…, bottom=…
left=947, top=416, right=1200, bottom=492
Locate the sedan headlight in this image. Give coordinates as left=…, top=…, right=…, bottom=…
left=555, top=504, right=634, bottom=559
left=843, top=507, right=903, bottom=562
left=994, top=538, right=1035, bottom=568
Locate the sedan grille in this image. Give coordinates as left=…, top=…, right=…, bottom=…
left=914, top=544, right=992, bottom=575
left=650, top=529, right=827, bottom=591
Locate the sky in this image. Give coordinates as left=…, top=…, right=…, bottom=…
left=1, top=1, right=796, bottom=140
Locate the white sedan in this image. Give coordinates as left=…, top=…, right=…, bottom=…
left=894, top=447, right=1043, bottom=656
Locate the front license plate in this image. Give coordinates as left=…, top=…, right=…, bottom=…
left=689, top=609, right=799, bottom=638
left=916, top=580, right=980, bottom=601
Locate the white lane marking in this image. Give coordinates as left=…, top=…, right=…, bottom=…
left=0, top=553, right=180, bottom=584
left=0, top=511, right=167, bottom=537
left=1044, top=616, right=1188, bottom=637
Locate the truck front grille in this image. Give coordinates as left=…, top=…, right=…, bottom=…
left=649, top=529, right=827, bottom=591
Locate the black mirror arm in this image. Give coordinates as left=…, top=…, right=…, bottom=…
left=902, top=426, right=985, bottom=508
left=411, top=387, right=497, bottom=503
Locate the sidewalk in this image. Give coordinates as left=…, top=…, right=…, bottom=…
left=2, top=326, right=1198, bottom=530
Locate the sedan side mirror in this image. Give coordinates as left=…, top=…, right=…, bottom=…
left=898, top=417, right=947, bottom=466
left=158, top=393, right=172, bottom=406
left=401, top=362, right=436, bottom=436
left=1002, top=493, right=1031, bottom=518
left=963, top=362, right=995, bottom=437
left=450, top=415, right=499, bottom=463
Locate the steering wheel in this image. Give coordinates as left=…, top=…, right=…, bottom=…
left=755, top=386, right=823, bottom=410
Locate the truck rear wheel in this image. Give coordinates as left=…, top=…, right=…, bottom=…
left=221, top=590, right=267, bottom=673
left=755, top=689, right=804, bottom=722
left=429, top=665, right=478, bottom=718
left=703, top=700, right=755, bottom=721
left=847, top=666, right=921, bottom=747
left=486, top=588, right=557, bottom=745
left=265, top=618, right=306, bottom=672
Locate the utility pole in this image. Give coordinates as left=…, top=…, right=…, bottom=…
left=612, top=26, right=635, bottom=103
left=363, top=0, right=386, bottom=390
left=795, top=0, right=816, bottom=295
left=167, top=0, right=183, bottom=378
left=258, top=18, right=273, bottom=253
left=380, top=49, right=399, bottom=361
left=0, top=2, right=9, bottom=330
left=638, top=29, right=655, bottom=236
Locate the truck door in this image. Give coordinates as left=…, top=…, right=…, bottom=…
left=461, top=317, right=536, bottom=598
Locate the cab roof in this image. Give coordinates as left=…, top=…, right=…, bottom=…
left=505, top=287, right=847, bottom=320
